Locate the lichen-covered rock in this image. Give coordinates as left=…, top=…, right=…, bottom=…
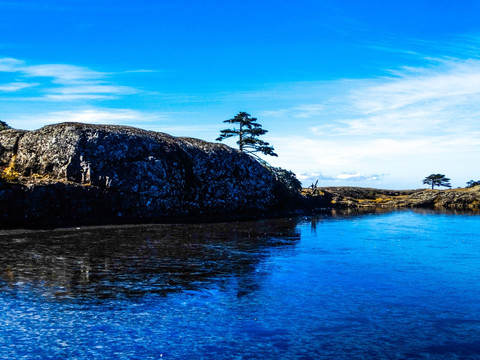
left=0, top=123, right=283, bottom=227
left=430, top=187, right=480, bottom=209
left=0, top=129, right=27, bottom=166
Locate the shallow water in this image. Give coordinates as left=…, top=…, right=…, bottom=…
left=1, top=210, right=480, bottom=359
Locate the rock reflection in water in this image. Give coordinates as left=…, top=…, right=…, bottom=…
left=0, top=219, right=300, bottom=299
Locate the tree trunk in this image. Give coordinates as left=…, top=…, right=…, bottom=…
left=239, top=123, right=243, bottom=152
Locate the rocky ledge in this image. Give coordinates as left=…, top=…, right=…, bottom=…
left=304, top=186, right=480, bottom=211
left=0, top=123, right=296, bottom=228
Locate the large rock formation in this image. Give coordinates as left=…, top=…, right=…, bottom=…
left=0, top=123, right=287, bottom=227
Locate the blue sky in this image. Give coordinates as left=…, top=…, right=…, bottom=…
left=1, top=0, right=480, bottom=189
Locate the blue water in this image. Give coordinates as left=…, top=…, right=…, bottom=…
left=1, top=210, right=480, bottom=359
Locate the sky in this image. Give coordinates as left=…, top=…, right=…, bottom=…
left=1, top=0, right=480, bottom=189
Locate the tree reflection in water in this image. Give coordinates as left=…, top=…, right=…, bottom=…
left=0, top=219, right=300, bottom=300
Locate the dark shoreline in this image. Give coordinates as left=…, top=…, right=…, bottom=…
left=2, top=183, right=480, bottom=230
left=2, top=124, right=479, bottom=229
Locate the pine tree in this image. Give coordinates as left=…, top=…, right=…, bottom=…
left=422, top=174, right=452, bottom=189
left=216, top=112, right=277, bottom=158
left=466, top=180, right=480, bottom=188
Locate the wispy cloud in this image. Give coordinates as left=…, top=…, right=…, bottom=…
left=0, top=81, right=39, bottom=92
left=259, top=56, right=480, bottom=141
left=36, top=108, right=161, bottom=124
left=294, top=104, right=325, bottom=118
left=21, top=64, right=106, bottom=85
left=0, top=57, right=141, bottom=101
left=44, top=84, right=138, bottom=101
left=260, top=104, right=326, bottom=119
left=10, top=108, right=165, bottom=130
left=297, top=171, right=385, bottom=185
left=0, top=58, right=106, bottom=83
left=43, top=94, right=117, bottom=101
left=353, top=59, right=480, bottom=109
left=323, top=58, right=480, bottom=137
left=9, top=108, right=220, bottom=138
left=0, top=57, right=24, bottom=71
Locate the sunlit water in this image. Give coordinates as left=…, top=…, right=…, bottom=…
left=1, top=210, right=480, bottom=359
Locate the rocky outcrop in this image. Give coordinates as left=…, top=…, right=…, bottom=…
left=0, top=123, right=289, bottom=227
left=307, top=186, right=480, bottom=211
left=0, top=129, right=26, bottom=165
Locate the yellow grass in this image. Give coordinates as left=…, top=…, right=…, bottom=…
left=1, top=155, right=20, bottom=182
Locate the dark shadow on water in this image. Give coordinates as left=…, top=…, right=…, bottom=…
left=2, top=207, right=478, bottom=301
left=411, top=207, right=480, bottom=216
left=0, top=219, right=300, bottom=300
left=321, top=207, right=480, bottom=218
left=424, top=341, right=480, bottom=355
left=305, top=206, right=480, bottom=237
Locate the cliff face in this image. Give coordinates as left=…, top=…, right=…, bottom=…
left=0, top=123, right=281, bottom=227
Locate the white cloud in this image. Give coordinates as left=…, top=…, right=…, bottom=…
left=38, top=108, right=161, bottom=124
left=0, top=57, right=24, bottom=71
left=0, top=57, right=142, bottom=101
left=260, top=57, right=480, bottom=140
left=0, top=58, right=107, bottom=84
left=258, top=56, right=480, bottom=188
left=0, top=82, right=39, bottom=92
left=260, top=104, right=326, bottom=119
left=8, top=108, right=164, bottom=130
left=293, top=104, right=325, bottom=118
left=43, top=94, right=117, bottom=101
left=268, top=125, right=480, bottom=188
left=55, top=84, right=137, bottom=95
left=9, top=107, right=217, bottom=133
left=340, top=58, right=480, bottom=136
left=22, top=64, right=106, bottom=85
left=45, top=84, right=139, bottom=100
left=297, top=171, right=385, bottom=185
left=260, top=109, right=289, bottom=118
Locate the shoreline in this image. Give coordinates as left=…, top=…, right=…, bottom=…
left=304, top=185, right=480, bottom=211
left=1, top=124, right=479, bottom=229
left=2, top=183, right=479, bottom=230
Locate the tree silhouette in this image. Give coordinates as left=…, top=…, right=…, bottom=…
left=466, top=180, right=480, bottom=188
left=216, top=112, right=277, bottom=158
left=0, top=120, right=11, bottom=131
left=422, top=174, right=451, bottom=189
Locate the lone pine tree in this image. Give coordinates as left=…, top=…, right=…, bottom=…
left=422, top=174, right=452, bottom=189
left=216, top=112, right=277, bottom=158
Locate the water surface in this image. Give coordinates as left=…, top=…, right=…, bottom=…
left=1, top=210, right=480, bottom=359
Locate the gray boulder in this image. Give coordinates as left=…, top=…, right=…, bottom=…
left=0, top=123, right=283, bottom=226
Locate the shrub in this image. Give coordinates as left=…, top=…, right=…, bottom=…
left=0, top=120, right=11, bottom=131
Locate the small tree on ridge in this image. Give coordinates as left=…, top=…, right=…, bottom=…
left=422, top=174, right=451, bottom=189
left=466, top=180, right=480, bottom=188
left=0, top=120, right=11, bottom=131
left=216, top=112, right=277, bottom=158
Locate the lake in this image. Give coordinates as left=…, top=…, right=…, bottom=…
left=1, top=209, right=480, bottom=359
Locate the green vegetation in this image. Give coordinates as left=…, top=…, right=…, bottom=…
left=267, top=166, right=302, bottom=193
left=216, top=112, right=277, bottom=158
left=466, top=180, right=480, bottom=188
left=0, top=120, right=11, bottom=131
left=422, top=174, right=452, bottom=189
